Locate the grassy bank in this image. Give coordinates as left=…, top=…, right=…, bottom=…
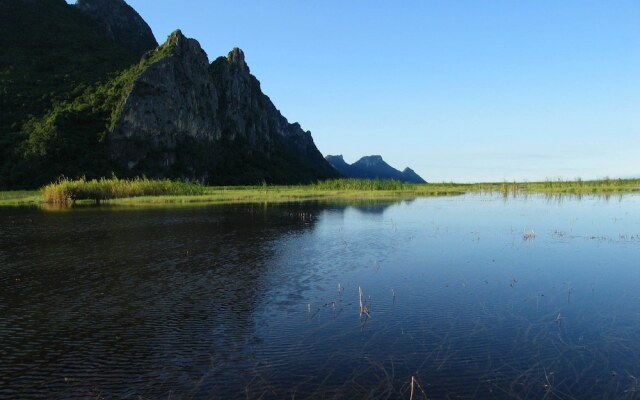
left=0, top=178, right=638, bottom=207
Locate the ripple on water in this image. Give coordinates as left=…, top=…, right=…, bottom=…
left=1, top=196, right=640, bottom=398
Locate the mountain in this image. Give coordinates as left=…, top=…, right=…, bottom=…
left=326, top=155, right=427, bottom=183
left=75, top=0, right=158, bottom=58
left=401, top=168, right=425, bottom=183
left=1, top=1, right=337, bottom=188
left=324, top=155, right=352, bottom=177
left=108, top=31, right=337, bottom=184
left=0, top=0, right=156, bottom=188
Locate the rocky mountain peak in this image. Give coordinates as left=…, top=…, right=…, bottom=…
left=164, top=29, right=207, bottom=58
left=108, top=31, right=337, bottom=184
left=74, top=0, right=158, bottom=57
left=227, top=47, right=249, bottom=72
left=167, top=29, right=186, bottom=43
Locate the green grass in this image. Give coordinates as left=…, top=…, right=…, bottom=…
left=0, top=190, right=41, bottom=206
left=0, top=178, right=638, bottom=208
left=41, top=177, right=205, bottom=204
left=517, top=178, right=640, bottom=193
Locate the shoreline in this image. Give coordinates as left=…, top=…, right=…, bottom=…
left=1, top=179, right=639, bottom=208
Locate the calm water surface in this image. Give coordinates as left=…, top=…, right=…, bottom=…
left=1, top=194, right=639, bottom=399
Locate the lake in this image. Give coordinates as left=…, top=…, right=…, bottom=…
left=1, top=194, right=639, bottom=399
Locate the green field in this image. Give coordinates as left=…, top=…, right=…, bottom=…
left=0, top=178, right=638, bottom=208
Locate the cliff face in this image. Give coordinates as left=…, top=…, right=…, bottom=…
left=75, top=0, right=158, bottom=57
left=210, top=47, right=335, bottom=181
left=110, top=31, right=219, bottom=173
left=326, top=155, right=427, bottom=183
left=110, top=31, right=337, bottom=184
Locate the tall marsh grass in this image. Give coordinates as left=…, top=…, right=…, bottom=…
left=42, top=177, right=205, bottom=204
left=312, top=178, right=419, bottom=191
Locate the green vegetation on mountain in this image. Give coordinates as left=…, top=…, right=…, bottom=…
left=2, top=1, right=337, bottom=189
left=16, top=42, right=176, bottom=188
left=0, top=0, right=145, bottom=188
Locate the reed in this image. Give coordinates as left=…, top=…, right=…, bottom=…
left=312, top=178, right=417, bottom=191
left=359, top=287, right=371, bottom=319
left=41, top=177, right=205, bottom=204
left=409, top=376, right=428, bottom=400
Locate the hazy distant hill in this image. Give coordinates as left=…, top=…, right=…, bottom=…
left=326, top=155, right=427, bottom=183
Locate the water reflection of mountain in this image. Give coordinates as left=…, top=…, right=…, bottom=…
left=0, top=199, right=419, bottom=398
left=316, top=198, right=416, bottom=215
left=0, top=204, right=330, bottom=398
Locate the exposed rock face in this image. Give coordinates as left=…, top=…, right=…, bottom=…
left=210, top=47, right=334, bottom=178
left=111, top=31, right=219, bottom=172
left=75, top=0, right=158, bottom=57
left=326, top=155, right=427, bottom=183
left=110, top=31, right=338, bottom=184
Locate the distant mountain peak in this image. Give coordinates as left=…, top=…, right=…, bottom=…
left=354, top=155, right=385, bottom=167
left=363, top=155, right=383, bottom=160
left=326, top=155, right=427, bottom=183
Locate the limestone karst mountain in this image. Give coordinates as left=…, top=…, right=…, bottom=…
left=1, top=0, right=337, bottom=187
left=325, top=155, right=427, bottom=183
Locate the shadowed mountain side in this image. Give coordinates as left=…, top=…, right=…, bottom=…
left=0, top=0, right=159, bottom=189
left=326, top=155, right=427, bottom=183
left=74, top=0, right=158, bottom=58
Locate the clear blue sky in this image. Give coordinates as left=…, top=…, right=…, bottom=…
left=74, top=1, right=640, bottom=182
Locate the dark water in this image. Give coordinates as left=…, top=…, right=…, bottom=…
left=1, top=194, right=640, bottom=399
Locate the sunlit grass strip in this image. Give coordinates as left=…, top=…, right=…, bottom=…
left=1, top=177, right=637, bottom=207
left=42, top=177, right=205, bottom=204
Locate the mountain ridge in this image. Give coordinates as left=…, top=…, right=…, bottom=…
left=1, top=1, right=338, bottom=188
left=15, top=28, right=338, bottom=186
left=326, top=155, right=427, bottom=183
left=74, top=0, right=158, bottom=57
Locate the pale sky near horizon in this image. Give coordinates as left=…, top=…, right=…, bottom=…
left=70, top=0, right=639, bottom=182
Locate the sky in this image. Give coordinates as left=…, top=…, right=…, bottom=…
left=70, top=1, right=639, bottom=182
